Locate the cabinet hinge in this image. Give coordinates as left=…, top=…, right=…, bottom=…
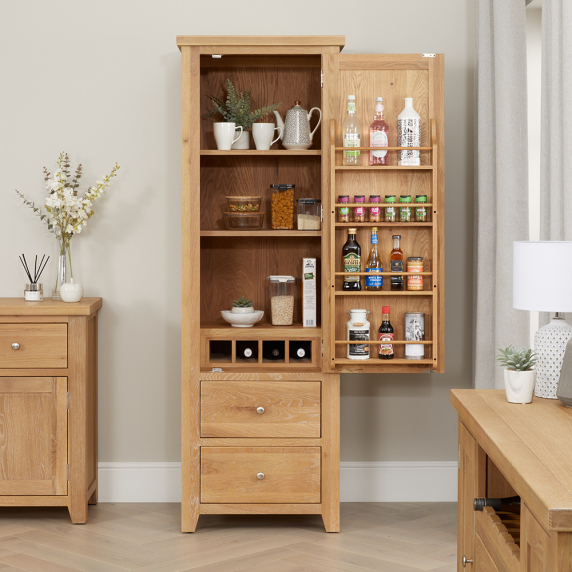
left=66, top=392, right=70, bottom=410
left=66, top=463, right=70, bottom=481
left=321, top=339, right=323, bottom=357
left=320, top=204, right=323, bottom=223
left=422, top=53, right=436, bottom=58
left=211, top=367, right=223, bottom=372
left=321, top=69, right=323, bottom=88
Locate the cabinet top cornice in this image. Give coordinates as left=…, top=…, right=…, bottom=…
left=176, top=35, right=345, bottom=49
left=0, top=297, right=102, bottom=316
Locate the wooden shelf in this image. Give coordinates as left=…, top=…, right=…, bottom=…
left=200, top=150, right=321, bottom=156
left=334, top=290, right=434, bottom=296
left=334, top=146, right=433, bottom=151
left=335, top=222, right=433, bottom=227
left=201, top=321, right=322, bottom=339
left=335, top=166, right=433, bottom=171
left=332, top=358, right=435, bottom=365
left=200, top=230, right=322, bottom=237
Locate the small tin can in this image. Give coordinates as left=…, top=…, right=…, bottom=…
left=353, top=195, right=366, bottom=222
left=338, top=195, right=350, bottom=223
left=384, top=195, right=396, bottom=222
left=399, top=195, right=412, bottom=222
left=415, top=195, right=428, bottom=222
left=368, top=195, right=381, bottom=222
left=407, top=257, right=424, bottom=291
left=404, top=312, right=425, bottom=360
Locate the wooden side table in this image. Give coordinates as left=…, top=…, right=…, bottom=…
left=0, top=298, right=101, bottom=523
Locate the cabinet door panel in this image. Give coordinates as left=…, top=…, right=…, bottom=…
left=0, top=377, right=67, bottom=495
left=459, top=421, right=478, bottom=570
left=522, top=504, right=550, bottom=572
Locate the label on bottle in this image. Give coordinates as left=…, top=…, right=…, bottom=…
left=378, top=333, right=394, bottom=356
left=390, top=260, right=403, bottom=287
left=371, top=234, right=379, bottom=245
left=366, top=268, right=383, bottom=289
left=398, top=118, right=421, bottom=165
left=339, top=206, right=350, bottom=215
left=349, top=329, right=369, bottom=357
left=371, top=130, right=388, bottom=158
left=343, top=252, right=361, bottom=282
left=344, top=133, right=361, bottom=158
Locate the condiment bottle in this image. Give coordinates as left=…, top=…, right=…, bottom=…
left=353, top=195, right=366, bottom=222
left=368, top=195, right=381, bottom=222
left=407, top=257, right=424, bottom=291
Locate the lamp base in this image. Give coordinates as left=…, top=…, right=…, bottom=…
left=534, top=315, right=572, bottom=399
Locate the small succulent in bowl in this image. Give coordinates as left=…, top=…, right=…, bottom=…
left=498, top=345, right=538, bottom=404
left=231, top=296, right=254, bottom=314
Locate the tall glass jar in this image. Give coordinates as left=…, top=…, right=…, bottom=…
left=270, top=184, right=295, bottom=229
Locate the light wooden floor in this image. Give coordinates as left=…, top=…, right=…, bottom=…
left=0, top=503, right=457, bottom=571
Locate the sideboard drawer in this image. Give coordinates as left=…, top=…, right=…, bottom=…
left=0, top=324, right=67, bottom=368
left=200, top=381, right=321, bottom=438
left=200, top=447, right=321, bottom=504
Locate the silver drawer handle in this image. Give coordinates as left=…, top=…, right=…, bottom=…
left=256, top=407, right=265, bottom=414
left=462, top=556, right=473, bottom=567
left=257, top=472, right=265, bottom=480
left=11, top=343, right=20, bottom=350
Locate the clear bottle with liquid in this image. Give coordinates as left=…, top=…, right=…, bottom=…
left=370, top=97, right=389, bottom=165
left=398, top=98, right=421, bottom=166
left=343, top=95, right=361, bottom=166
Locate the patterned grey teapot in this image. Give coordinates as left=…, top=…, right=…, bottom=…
left=273, top=101, right=322, bottom=150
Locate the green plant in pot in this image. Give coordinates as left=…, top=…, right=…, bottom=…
left=203, top=79, right=282, bottom=150
left=497, top=345, right=538, bottom=404
left=231, top=296, right=254, bottom=314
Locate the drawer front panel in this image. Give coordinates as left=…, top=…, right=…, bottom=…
left=0, top=324, right=67, bottom=368
left=200, top=381, right=321, bottom=438
left=201, top=447, right=321, bottom=504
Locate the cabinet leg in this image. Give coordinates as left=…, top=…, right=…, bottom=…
left=322, top=511, right=340, bottom=533
left=68, top=501, right=88, bottom=524
left=182, top=512, right=199, bottom=533
left=88, top=486, right=98, bottom=505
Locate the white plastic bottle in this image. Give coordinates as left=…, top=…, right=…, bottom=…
left=398, top=98, right=420, bottom=166
left=346, top=309, right=370, bottom=360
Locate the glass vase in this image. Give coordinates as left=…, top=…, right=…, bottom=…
left=53, top=238, right=72, bottom=300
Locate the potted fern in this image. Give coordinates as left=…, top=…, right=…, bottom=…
left=497, top=345, right=538, bottom=404
left=203, top=79, right=282, bottom=150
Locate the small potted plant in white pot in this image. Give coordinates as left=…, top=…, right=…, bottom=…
left=497, top=345, right=537, bottom=404
left=231, top=296, right=254, bottom=314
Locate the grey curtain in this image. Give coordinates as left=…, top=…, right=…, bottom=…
left=474, top=0, right=530, bottom=389
left=540, top=0, right=572, bottom=242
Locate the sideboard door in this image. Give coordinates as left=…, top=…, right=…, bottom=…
left=0, top=377, right=68, bottom=496
left=459, top=421, right=478, bottom=570
left=522, top=504, right=550, bottom=572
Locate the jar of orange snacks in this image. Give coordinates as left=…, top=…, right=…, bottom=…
left=271, top=184, right=295, bottom=229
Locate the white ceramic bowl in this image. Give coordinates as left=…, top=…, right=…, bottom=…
left=221, top=310, right=264, bottom=328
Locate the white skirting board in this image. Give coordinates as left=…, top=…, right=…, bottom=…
left=97, top=461, right=458, bottom=503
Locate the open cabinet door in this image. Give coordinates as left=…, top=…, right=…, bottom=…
left=326, top=53, right=444, bottom=374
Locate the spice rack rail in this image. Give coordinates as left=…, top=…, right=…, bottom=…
left=200, top=150, right=322, bottom=156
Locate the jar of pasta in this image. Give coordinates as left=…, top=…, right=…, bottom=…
left=271, top=184, right=295, bottom=229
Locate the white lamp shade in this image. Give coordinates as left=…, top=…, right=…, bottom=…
left=513, top=241, right=572, bottom=312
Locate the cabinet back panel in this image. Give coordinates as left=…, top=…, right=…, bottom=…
left=200, top=62, right=322, bottom=151
left=200, top=156, right=321, bottom=230
left=200, top=236, right=321, bottom=323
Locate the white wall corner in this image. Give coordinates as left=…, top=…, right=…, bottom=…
left=97, top=461, right=458, bottom=503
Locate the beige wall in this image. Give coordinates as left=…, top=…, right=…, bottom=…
left=0, top=0, right=474, bottom=463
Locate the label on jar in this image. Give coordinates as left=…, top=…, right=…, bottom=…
left=354, top=206, right=366, bottom=217
left=343, top=252, right=361, bottom=282
left=339, top=206, right=350, bottom=215
left=400, top=207, right=411, bottom=222
left=378, top=333, right=394, bottom=356
left=366, top=268, right=383, bottom=289
left=369, top=206, right=380, bottom=216
left=349, top=329, right=369, bottom=356
left=371, top=131, right=388, bottom=158
left=407, top=263, right=423, bottom=288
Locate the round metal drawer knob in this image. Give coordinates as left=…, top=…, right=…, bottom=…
left=256, top=407, right=265, bottom=414
left=11, top=343, right=20, bottom=350
left=257, top=472, right=265, bottom=480
left=462, top=555, right=473, bottom=567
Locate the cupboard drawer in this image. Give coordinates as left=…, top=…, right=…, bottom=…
left=476, top=507, right=520, bottom=572
left=0, top=324, right=67, bottom=368
left=200, top=447, right=321, bottom=504
left=200, top=381, right=320, bottom=438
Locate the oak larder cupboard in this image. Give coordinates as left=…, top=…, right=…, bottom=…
left=452, top=389, right=572, bottom=572
left=0, top=298, right=100, bottom=523
left=179, top=35, right=445, bottom=532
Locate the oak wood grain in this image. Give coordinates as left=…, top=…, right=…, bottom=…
left=0, top=298, right=101, bottom=316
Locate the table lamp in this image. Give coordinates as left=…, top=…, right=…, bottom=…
left=513, top=241, right=572, bottom=399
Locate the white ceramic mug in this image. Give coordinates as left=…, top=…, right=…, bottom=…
left=252, top=123, right=282, bottom=151
left=214, top=122, right=243, bottom=150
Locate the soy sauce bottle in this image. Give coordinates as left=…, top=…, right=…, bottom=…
left=378, top=306, right=394, bottom=359
left=342, top=228, right=361, bottom=291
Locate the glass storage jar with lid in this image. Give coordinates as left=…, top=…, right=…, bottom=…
left=297, top=198, right=321, bottom=230
left=267, top=275, right=296, bottom=325
left=271, top=184, right=295, bottom=229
